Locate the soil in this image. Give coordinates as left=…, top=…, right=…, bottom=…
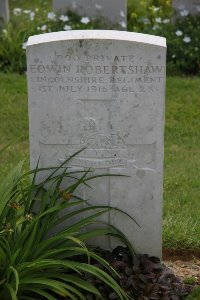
left=163, top=249, right=200, bottom=285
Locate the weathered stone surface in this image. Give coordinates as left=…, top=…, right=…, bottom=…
left=27, top=30, right=166, bottom=257
left=0, top=0, right=9, bottom=23
left=53, top=0, right=127, bottom=29
left=172, top=0, right=200, bottom=16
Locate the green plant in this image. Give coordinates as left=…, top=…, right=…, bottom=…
left=1, top=1, right=200, bottom=74
left=185, top=286, right=200, bottom=300
left=127, top=1, right=200, bottom=75
left=0, top=6, right=111, bottom=73
left=0, top=149, right=136, bottom=299
left=127, top=0, right=172, bottom=33
left=183, top=277, right=197, bottom=285
left=167, top=15, right=200, bottom=74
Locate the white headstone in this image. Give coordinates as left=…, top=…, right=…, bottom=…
left=0, top=0, right=9, bottom=23
left=172, top=0, right=200, bottom=16
left=27, top=30, right=166, bottom=257
left=53, top=0, right=127, bottom=29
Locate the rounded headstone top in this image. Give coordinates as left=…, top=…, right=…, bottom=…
left=27, top=30, right=166, bottom=48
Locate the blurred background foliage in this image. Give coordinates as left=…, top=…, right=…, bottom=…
left=0, top=0, right=199, bottom=74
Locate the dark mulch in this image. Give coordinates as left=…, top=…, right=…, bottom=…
left=81, top=246, right=194, bottom=300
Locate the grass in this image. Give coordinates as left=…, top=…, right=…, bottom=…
left=0, top=73, right=199, bottom=251
left=0, top=73, right=29, bottom=177
left=9, top=0, right=51, bottom=11
left=163, top=77, right=200, bottom=250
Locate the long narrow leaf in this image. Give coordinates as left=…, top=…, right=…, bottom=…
left=5, top=283, right=17, bottom=300
left=9, top=266, right=19, bottom=295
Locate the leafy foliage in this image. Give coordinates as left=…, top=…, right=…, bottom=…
left=128, top=1, right=200, bottom=74
left=0, top=7, right=112, bottom=73
left=167, top=15, right=200, bottom=74
left=0, top=150, right=135, bottom=299
left=184, top=277, right=197, bottom=285
left=185, top=286, right=200, bottom=300
left=0, top=0, right=200, bottom=74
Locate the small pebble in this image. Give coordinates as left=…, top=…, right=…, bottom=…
left=109, top=292, right=118, bottom=299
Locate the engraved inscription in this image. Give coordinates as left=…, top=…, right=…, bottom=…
left=29, top=52, right=165, bottom=96
left=81, top=117, right=125, bottom=149
left=60, top=157, right=130, bottom=168
left=38, top=104, right=156, bottom=170
left=38, top=93, right=157, bottom=169
left=39, top=142, right=156, bottom=169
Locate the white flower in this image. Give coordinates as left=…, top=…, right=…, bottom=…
left=64, top=24, right=72, bottom=30
left=163, top=18, right=170, bottom=24
left=80, top=17, right=90, bottom=24
left=59, top=15, right=69, bottom=22
left=22, top=42, right=27, bottom=50
left=30, top=11, right=35, bottom=21
left=180, top=9, right=189, bottom=16
left=119, top=21, right=126, bottom=28
left=152, top=24, right=159, bottom=30
left=41, top=25, right=47, bottom=31
left=2, top=29, right=7, bottom=35
left=153, top=7, right=160, bottom=12
left=95, top=4, right=102, bottom=10
left=175, top=30, right=183, bottom=36
left=37, top=26, right=41, bottom=30
left=23, top=9, right=31, bottom=14
left=13, top=8, right=22, bottom=16
left=183, top=36, right=191, bottom=43
left=155, top=17, right=162, bottom=23
left=120, top=10, right=125, bottom=17
left=172, top=54, right=176, bottom=58
left=47, top=12, right=56, bottom=20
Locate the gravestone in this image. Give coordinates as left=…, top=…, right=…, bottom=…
left=0, top=0, right=9, bottom=23
left=27, top=30, right=166, bottom=257
left=53, top=0, right=127, bottom=29
left=172, top=0, right=200, bottom=16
